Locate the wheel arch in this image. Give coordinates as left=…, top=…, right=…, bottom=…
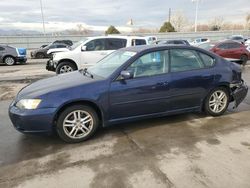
left=58, top=59, right=78, bottom=70
left=53, top=100, right=104, bottom=129
left=3, top=55, right=16, bottom=64
left=201, top=83, right=231, bottom=111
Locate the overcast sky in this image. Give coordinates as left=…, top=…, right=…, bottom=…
left=0, top=0, right=249, bottom=32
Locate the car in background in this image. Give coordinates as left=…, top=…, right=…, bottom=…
left=0, top=45, right=27, bottom=66
left=156, top=39, right=190, bottom=45
left=228, top=35, right=245, bottom=44
left=46, top=36, right=148, bottom=74
left=145, top=36, right=157, bottom=44
left=190, top=38, right=210, bottom=46
left=39, top=40, right=73, bottom=49
left=31, top=43, right=69, bottom=59
left=9, top=45, right=248, bottom=143
left=198, top=40, right=250, bottom=65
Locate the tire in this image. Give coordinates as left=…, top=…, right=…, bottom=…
left=36, top=53, right=45, bottom=59
left=56, top=105, right=99, bottom=143
left=4, top=56, right=15, bottom=66
left=56, top=61, right=77, bottom=74
left=204, top=87, right=229, bottom=116
left=240, top=54, right=248, bottom=65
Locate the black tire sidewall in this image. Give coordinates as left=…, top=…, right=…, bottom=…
left=240, top=55, right=248, bottom=65
left=56, top=105, right=99, bottom=143
left=56, top=61, right=77, bottom=74
left=204, top=87, right=229, bottom=116
left=36, top=53, right=45, bottom=59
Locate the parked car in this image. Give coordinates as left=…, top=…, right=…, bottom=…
left=9, top=45, right=248, bottom=143
left=228, top=35, right=245, bottom=44
left=145, top=36, right=157, bottom=44
left=0, top=45, right=27, bottom=66
left=190, top=38, right=210, bottom=46
left=156, top=39, right=190, bottom=45
left=198, top=40, right=250, bottom=64
left=31, top=43, right=69, bottom=59
left=46, top=36, right=148, bottom=74
left=53, top=40, right=73, bottom=46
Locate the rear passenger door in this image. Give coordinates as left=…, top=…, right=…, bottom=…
left=169, top=49, right=215, bottom=110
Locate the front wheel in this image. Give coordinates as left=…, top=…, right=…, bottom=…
left=56, top=105, right=99, bottom=143
left=204, top=87, right=229, bottom=116
left=56, top=61, right=77, bottom=74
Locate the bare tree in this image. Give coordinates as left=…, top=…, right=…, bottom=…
left=209, top=17, right=224, bottom=31
left=171, top=11, right=188, bottom=32
left=246, top=14, right=250, bottom=29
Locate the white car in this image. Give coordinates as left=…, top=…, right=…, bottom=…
left=46, top=36, right=148, bottom=74
left=190, top=38, right=210, bottom=46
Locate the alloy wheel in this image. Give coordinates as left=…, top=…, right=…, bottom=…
left=63, top=110, right=93, bottom=139
left=208, top=90, right=228, bottom=113
left=5, top=57, right=15, bottom=65
left=60, top=65, right=73, bottom=74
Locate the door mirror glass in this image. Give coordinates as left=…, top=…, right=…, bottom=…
left=81, top=45, right=87, bottom=51
left=120, top=70, right=133, bottom=79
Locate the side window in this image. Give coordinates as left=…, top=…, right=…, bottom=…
left=107, top=39, right=127, bottom=50
left=0, top=47, right=5, bottom=51
left=126, top=50, right=169, bottom=78
left=201, top=38, right=207, bottom=42
left=227, top=43, right=241, bottom=49
left=132, top=39, right=146, bottom=46
left=199, top=52, right=215, bottom=67
left=217, top=43, right=228, bottom=50
left=57, top=44, right=67, bottom=48
left=170, top=49, right=205, bottom=72
left=86, top=39, right=106, bottom=51
left=49, top=44, right=57, bottom=49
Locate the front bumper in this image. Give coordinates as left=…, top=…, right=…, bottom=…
left=46, top=59, right=56, bottom=72
left=231, top=82, right=248, bottom=108
left=9, top=102, right=57, bottom=134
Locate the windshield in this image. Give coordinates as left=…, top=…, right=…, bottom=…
left=88, top=50, right=137, bottom=78
left=70, top=39, right=88, bottom=50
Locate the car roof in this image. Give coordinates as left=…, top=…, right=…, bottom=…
left=86, top=35, right=147, bottom=40
left=120, top=44, right=203, bottom=53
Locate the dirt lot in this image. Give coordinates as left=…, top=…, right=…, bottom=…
left=0, top=61, right=250, bottom=188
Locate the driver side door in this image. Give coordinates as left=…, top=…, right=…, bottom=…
left=81, top=39, right=108, bottom=64
left=108, top=50, right=171, bottom=121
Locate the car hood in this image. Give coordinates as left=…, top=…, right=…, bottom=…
left=17, top=71, right=99, bottom=100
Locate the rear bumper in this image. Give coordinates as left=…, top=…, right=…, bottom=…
left=231, top=82, right=248, bottom=108
left=16, top=56, right=27, bottom=63
left=46, top=59, right=56, bottom=72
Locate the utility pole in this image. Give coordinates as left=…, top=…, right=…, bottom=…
left=192, top=0, right=199, bottom=32
left=39, top=0, right=46, bottom=36
left=168, top=8, right=171, bottom=23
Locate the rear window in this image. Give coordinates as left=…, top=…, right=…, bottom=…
left=199, top=52, right=215, bottom=67
left=132, top=39, right=146, bottom=46
left=107, top=39, right=127, bottom=50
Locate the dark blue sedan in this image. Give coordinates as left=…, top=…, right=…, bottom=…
left=9, top=45, right=248, bottom=143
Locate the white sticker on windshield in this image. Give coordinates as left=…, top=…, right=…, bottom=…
left=123, top=51, right=137, bottom=57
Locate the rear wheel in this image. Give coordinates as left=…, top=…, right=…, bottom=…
left=240, top=54, right=248, bottom=65
left=204, top=87, right=229, bottom=116
left=56, top=61, right=77, bottom=74
left=4, top=56, right=15, bottom=66
left=56, top=105, right=99, bottom=143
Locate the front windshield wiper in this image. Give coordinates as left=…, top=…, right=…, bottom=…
left=82, top=68, right=94, bottom=78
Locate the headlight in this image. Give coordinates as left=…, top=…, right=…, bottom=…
left=16, top=99, right=41, bottom=110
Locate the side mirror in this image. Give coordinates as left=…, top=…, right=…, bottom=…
left=120, top=70, right=133, bottom=80
left=81, top=46, right=87, bottom=51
